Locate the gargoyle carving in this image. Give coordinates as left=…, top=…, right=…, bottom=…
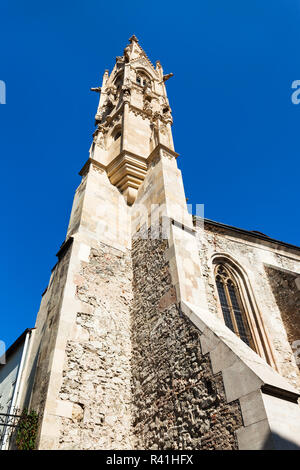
left=163, top=73, right=174, bottom=82
left=90, top=87, right=102, bottom=93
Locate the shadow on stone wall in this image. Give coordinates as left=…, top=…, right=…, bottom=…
left=263, top=431, right=300, bottom=450
left=265, top=266, right=300, bottom=370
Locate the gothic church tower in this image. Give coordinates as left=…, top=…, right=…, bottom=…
left=20, top=36, right=300, bottom=450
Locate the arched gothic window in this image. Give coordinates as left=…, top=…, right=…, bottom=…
left=215, top=264, right=256, bottom=350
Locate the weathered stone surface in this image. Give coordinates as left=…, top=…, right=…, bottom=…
left=58, top=242, right=134, bottom=449
left=195, top=220, right=300, bottom=389
left=265, top=266, right=300, bottom=370
left=29, top=242, right=73, bottom=419
left=19, top=37, right=300, bottom=451
left=131, top=233, right=243, bottom=450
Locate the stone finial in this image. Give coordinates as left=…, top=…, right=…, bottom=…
left=129, top=34, right=139, bottom=43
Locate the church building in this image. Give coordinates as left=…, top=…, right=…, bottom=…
left=1, top=36, right=300, bottom=450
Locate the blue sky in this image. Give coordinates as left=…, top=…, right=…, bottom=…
left=1, top=0, right=300, bottom=347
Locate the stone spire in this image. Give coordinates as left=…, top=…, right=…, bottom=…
left=89, top=35, right=175, bottom=204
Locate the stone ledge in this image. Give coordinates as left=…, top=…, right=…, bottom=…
left=180, top=300, right=300, bottom=450
left=79, top=158, right=106, bottom=177
left=181, top=300, right=300, bottom=397
left=147, top=143, right=179, bottom=167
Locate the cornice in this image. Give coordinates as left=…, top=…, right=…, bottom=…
left=79, top=158, right=106, bottom=177
left=147, top=144, right=179, bottom=167
left=78, top=146, right=179, bottom=205
left=128, top=104, right=172, bottom=125
left=129, top=104, right=152, bottom=120
left=130, top=82, right=161, bottom=100
left=107, top=150, right=147, bottom=176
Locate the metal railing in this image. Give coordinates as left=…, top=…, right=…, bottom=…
left=0, top=407, right=21, bottom=450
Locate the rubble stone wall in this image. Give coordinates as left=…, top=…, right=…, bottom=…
left=131, top=232, right=243, bottom=450
left=58, top=241, right=134, bottom=449
left=265, top=266, right=300, bottom=370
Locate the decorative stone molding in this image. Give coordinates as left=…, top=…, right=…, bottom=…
left=107, top=150, right=148, bottom=205
left=81, top=144, right=178, bottom=205
left=79, top=158, right=106, bottom=178
left=147, top=143, right=179, bottom=168
left=162, top=150, right=174, bottom=160
left=129, top=105, right=151, bottom=120
left=94, top=106, right=124, bottom=132
left=85, top=38, right=176, bottom=205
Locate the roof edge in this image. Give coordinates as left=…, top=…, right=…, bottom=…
left=194, top=216, right=300, bottom=253
left=0, top=328, right=34, bottom=365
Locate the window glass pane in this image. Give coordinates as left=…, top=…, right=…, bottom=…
left=227, top=283, right=250, bottom=346
left=216, top=280, right=234, bottom=332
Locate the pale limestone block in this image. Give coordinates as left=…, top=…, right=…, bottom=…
left=182, top=257, right=195, bottom=275
left=46, top=371, right=64, bottom=401
left=39, top=436, right=58, bottom=451
left=262, top=394, right=300, bottom=449
left=236, top=419, right=272, bottom=450
left=38, top=413, right=60, bottom=450
left=222, top=360, right=263, bottom=403
left=55, top=399, right=73, bottom=418
left=78, top=243, right=91, bottom=262
left=210, top=341, right=237, bottom=375
left=200, top=327, right=220, bottom=355
left=59, top=298, right=78, bottom=323
left=240, top=359, right=298, bottom=394
left=52, top=349, right=67, bottom=372
left=239, top=390, right=266, bottom=427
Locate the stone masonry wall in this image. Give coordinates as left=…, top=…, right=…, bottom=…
left=58, top=241, right=134, bottom=449
left=195, top=222, right=300, bottom=389
left=265, top=266, right=300, bottom=370
left=131, top=231, right=243, bottom=450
